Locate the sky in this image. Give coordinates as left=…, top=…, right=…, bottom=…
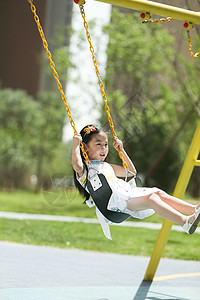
left=63, top=0, right=112, bottom=142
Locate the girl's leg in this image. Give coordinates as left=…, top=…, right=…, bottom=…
left=156, top=190, right=199, bottom=215
left=127, top=193, right=193, bottom=226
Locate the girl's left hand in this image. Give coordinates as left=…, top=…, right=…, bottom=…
left=113, top=137, right=123, bottom=151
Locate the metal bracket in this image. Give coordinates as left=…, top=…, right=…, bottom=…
left=89, top=174, right=102, bottom=191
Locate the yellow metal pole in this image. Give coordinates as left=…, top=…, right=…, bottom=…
left=95, top=0, right=200, bottom=25
left=194, top=160, right=200, bottom=166
left=173, top=120, right=200, bottom=198
left=144, top=120, right=200, bottom=281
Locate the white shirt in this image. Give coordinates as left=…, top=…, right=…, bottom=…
left=76, top=160, right=156, bottom=239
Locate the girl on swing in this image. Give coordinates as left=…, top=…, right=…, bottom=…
left=72, top=124, right=200, bottom=239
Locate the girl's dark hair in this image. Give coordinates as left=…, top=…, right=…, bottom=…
left=73, top=124, right=105, bottom=202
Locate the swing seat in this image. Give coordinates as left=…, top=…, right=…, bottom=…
left=87, top=173, right=130, bottom=223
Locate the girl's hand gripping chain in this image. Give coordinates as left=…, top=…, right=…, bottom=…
left=73, top=133, right=82, bottom=146
left=113, top=137, right=123, bottom=151
left=72, top=133, right=84, bottom=176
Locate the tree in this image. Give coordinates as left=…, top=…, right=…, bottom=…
left=42, top=24, right=75, bottom=85
left=32, top=90, right=66, bottom=192
left=0, top=23, right=75, bottom=191
left=174, top=0, right=200, bottom=197
left=174, top=43, right=200, bottom=197
left=103, top=9, right=175, bottom=97
left=0, top=88, right=66, bottom=191
left=0, top=88, right=41, bottom=189
left=100, top=9, right=199, bottom=193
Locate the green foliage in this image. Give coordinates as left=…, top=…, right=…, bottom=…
left=0, top=22, right=76, bottom=190
left=42, top=24, right=75, bottom=82
left=104, top=90, right=181, bottom=191
left=42, top=141, right=73, bottom=178
left=103, top=9, right=175, bottom=94
left=0, top=88, right=66, bottom=190
left=33, top=90, right=65, bottom=157
left=30, top=90, right=66, bottom=191
left=100, top=9, right=199, bottom=193
left=0, top=89, right=41, bottom=188
left=53, top=47, right=74, bottom=81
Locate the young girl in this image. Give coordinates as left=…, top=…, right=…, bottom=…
left=72, top=124, right=200, bottom=239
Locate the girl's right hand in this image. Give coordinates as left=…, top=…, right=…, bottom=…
left=73, top=133, right=82, bottom=146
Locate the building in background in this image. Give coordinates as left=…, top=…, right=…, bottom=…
left=0, top=0, right=73, bottom=97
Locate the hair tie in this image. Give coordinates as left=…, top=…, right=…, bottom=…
left=83, top=124, right=96, bottom=139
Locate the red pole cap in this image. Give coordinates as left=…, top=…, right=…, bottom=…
left=74, top=0, right=85, bottom=4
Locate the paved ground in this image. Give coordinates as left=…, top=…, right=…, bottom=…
left=0, top=241, right=200, bottom=300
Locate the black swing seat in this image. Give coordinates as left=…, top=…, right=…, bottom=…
left=87, top=173, right=130, bottom=223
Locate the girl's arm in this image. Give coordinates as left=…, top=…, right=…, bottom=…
left=72, top=133, right=84, bottom=177
left=110, top=137, right=137, bottom=178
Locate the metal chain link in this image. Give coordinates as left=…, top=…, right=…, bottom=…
left=79, top=5, right=128, bottom=170
left=142, top=13, right=199, bottom=59
left=142, top=17, right=173, bottom=24
left=28, top=0, right=90, bottom=164
left=186, top=30, right=200, bottom=58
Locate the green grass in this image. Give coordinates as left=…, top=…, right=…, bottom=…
left=0, top=189, right=199, bottom=222
left=0, top=189, right=184, bottom=222
left=0, top=218, right=199, bottom=260
left=0, top=189, right=97, bottom=218
left=0, top=189, right=199, bottom=260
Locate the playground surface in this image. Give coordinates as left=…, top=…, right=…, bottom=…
left=0, top=241, right=200, bottom=300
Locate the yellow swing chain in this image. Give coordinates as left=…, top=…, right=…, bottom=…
left=28, top=0, right=90, bottom=164
left=140, top=12, right=173, bottom=24
left=78, top=4, right=128, bottom=170
left=184, top=22, right=200, bottom=58
left=187, top=36, right=200, bottom=58
left=141, top=12, right=199, bottom=59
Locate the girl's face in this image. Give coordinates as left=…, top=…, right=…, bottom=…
left=84, top=132, right=108, bottom=161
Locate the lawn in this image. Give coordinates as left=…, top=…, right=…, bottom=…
left=2, top=189, right=198, bottom=222
left=0, top=189, right=199, bottom=260
left=0, top=188, right=165, bottom=222
left=0, top=218, right=199, bottom=260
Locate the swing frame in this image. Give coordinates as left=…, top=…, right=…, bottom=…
left=96, top=0, right=200, bottom=58
left=96, top=0, right=200, bottom=25
left=28, top=0, right=200, bottom=282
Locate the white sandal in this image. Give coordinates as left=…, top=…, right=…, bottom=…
left=183, top=206, right=200, bottom=234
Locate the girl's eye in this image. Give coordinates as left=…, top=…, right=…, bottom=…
left=96, top=143, right=108, bottom=147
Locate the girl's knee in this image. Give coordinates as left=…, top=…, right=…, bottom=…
left=148, top=193, right=160, bottom=208
left=156, top=189, right=168, bottom=198
left=149, top=193, right=159, bottom=200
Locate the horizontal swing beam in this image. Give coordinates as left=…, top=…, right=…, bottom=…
left=95, top=0, right=200, bottom=25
